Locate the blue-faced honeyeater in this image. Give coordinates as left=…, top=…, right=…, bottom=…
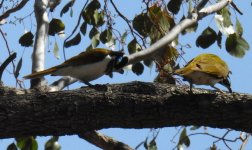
left=23, top=48, right=125, bottom=85
left=174, top=53, right=232, bottom=93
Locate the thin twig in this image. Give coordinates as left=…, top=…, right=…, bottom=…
left=0, top=29, right=19, bottom=84
left=223, top=139, right=232, bottom=150
left=110, top=0, right=146, bottom=48
left=171, top=126, right=184, bottom=143
left=239, top=133, right=250, bottom=150
left=187, top=132, right=240, bottom=143
left=0, top=0, right=29, bottom=21
left=0, top=53, right=16, bottom=81
left=0, top=0, right=4, bottom=9
left=63, top=0, right=89, bottom=60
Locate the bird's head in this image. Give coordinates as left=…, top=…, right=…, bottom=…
left=219, top=77, right=232, bottom=93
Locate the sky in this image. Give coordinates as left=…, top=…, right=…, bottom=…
left=0, top=0, right=251, bottom=150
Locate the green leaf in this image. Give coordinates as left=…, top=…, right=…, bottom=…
left=31, top=138, right=38, bottom=150
left=225, top=34, right=249, bottom=58
left=86, top=0, right=101, bottom=10
left=45, top=136, right=61, bottom=150
left=127, top=39, right=141, bottom=54
left=121, top=31, right=128, bottom=44
left=70, top=7, right=73, bottom=17
left=235, top=17, right=243, bottom=37
left=149, top=27, right=161, bottom=44
left=16, top=138, right=26, bottom=149
left=147, top=5, right=175, bottom=42
left=178, top=128, right=190, bottom=148
left=19, top=32, right=34, bottom=47
left=89, top=27, right=99, bottom=39
left=53, top=41, right=60, bottom=59
left=49, top=18, right=65, bottom=36
left=100, top=28, right=112, bottom=44
left=16, top=137, right=38, bottom=150
left=196, top=27, right=217, bottom=49
left=82, top=0, right=101, bottom=26
left=105, top=38, right=116, bottom=50
left=93, top=10, right=105, bottom=26
left=64, top=33, right=81, bottom=48
left=167, top=0, right=183, bottom=14
left=190, top=126, right=200, bottom=130
left=60, top=0, right=75, bottom=17
left=7, top=143, right=17, bottom=150
left=14, top=57, right=22, bottom=78
left=133, top=13, right=152, bottom=37
left=91, top=36, right=100, bottom=48
left=132, top=62, right=144, bottom=76
left=80, top=22, right=87, bottom=36
left=93, top=10, right=100, bottom=25
left=86, top=44, right=93, bottom=51
left=217, top=31, right=222, bottom=49
left=143, top=137, right=148, bottom=149
left=221, top=7, right=232, bottom=27
left=148, top=139, right=157, bottom=150
left=210, top=143, right=217, bottom=150
left=143, top=59, right=153, bottom=67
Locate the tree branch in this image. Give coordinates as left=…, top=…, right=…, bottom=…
left=0, top=81, right=252, bottom=138
left=49, top=76, right=77, bottom=92
left=31, top=0, right=49, bottom=88
left=79, top=130, right=133, bottom=150
left=0, top=53, right=16, bottom=81
left=0, top=0, right=29, bottom=21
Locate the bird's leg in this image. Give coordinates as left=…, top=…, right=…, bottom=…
left=211, top=85, right=225, bottom=93
left=189, top=82, right=194, bottom=94
left=80, top=81, right=93, bottom=87
left=105, top=59, right=115, bottom=78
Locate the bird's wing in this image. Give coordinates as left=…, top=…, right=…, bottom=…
left=193, top=57, right=229, bottom=78
left=58, top=49, right=110, bottom=68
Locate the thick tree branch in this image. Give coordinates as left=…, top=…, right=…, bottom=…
left=0, top=82, right=252, bottom=138
left=0, top=0, right=29, bottom=21
left=126, top=0, right=229, bottom=65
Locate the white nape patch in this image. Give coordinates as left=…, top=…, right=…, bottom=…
left=53, top=55, right=112, bottom=82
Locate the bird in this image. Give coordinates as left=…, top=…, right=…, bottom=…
left=23, top=48, right=125, bottom=86
left=174, top=53, right=232, bottom=93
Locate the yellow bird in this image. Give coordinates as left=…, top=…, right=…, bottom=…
left=174, top=53, right=232, bottom=93
left=23, top=48, right=124, bottom=86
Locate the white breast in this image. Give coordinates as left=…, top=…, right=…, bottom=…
left=53, top=55, right=112, bottom=82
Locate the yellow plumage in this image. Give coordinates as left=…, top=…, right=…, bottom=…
left=175, top=53, right=232, bottom=93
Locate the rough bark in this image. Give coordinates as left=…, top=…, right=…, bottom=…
left=0, top=81, right=251, bottom=139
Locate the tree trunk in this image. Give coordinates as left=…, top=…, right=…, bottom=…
left=0, top=81, right=251, bottom=138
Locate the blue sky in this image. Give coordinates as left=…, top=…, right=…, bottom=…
left=0, top=0, right=251, bottom=150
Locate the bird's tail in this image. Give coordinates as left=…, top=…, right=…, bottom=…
left=23, top=67, right=57, bottom=79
